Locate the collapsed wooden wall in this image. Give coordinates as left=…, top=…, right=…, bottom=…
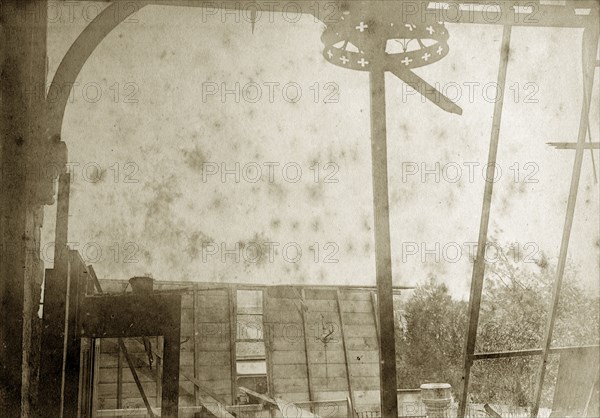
left=93, top=282, right=385, bottom=416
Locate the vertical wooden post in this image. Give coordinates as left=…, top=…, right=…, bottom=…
left=370, top=292, right=381, bottom=345
left=369, top=60, right=398, bottom=418
left=162, top=301, right=182, bottom=418
left=531, top=26, right=599, bottom=418
left=157, top=337, right=163, bottom=408
left=458, top=25, right=512, bottom=418
left=63, top=250, right=85, bottom=417
left=117, top=344, right=123, bottom=410
left=229, top=287, right=238, bottom=404
left=37, top=173, right=71, bottom=417
left=300, top=289, right=315, bottom=403
left=193, top=286, right=200, bottom=411
left=262, top=289, right=276, bottom=418
left=336, top=290, right=356, bottom=411
left=0, top=2, right=48, bottom=415
left=92, top=339, right=101, bottom=418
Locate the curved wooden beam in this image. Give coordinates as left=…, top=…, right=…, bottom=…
left=47, top=2, right=145, bottom=139
left=46, top=1, right=332, bottom=140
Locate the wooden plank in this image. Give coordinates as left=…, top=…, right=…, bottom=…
left=307, top=350, right=347, bottom=364
left=309, top=364, right=348, bottom=379
left=271, top=337, right=306, bottom=351
left=275, top=378, right=313, bottom=394
left=240, top=386, right=278, bottom=407
left=370, top=293, right=380, bottom=343
left=37, top=176, right=72, bottom=416
left=338, top=291, right=372, bottom=302
left=311, top=377, right=349, bottom=390
left=348, top=351, right=379, bottom=364
left=301, top=289, right=315, bottom=403
left=304, top=299, right=338, bottom=312
left=228, top=287, right=237, bottom=404
left=532, top=31, right=600, bottom=418
left=302, top=289, right=337, bottom=300
left=551, top=347, right=600, bottom=417
left=369, top=60, right=399, bottom=418
left=193, top=287, right=200, bottom=408
left=348, top=364, right=379, bottom=378
left=547, top=142, right=600, bottom=149
left=117, top=345, right=123, bottom=409
left=343, top=325, right=378, bottom=339
left=118, top=339, right=155, bottom=416
left=339, top=300, right=374, bottom=313
left=343, top=312, right=377, bottom=326
left=92, top=339, right=101, bottom=418
left=344, top=338, right=379, bottom=351
left=272, top=364, right=309, bottom=379
left=336, top=290, right=355, bottom=410
left=271, top=350, right=307, bottom=365
left=98, top=383, right=157, bottom=400
left=99, top=368, right=155, bottom=384
left=458, top=25, right=512, bottom=418
left=263, top=290, right=277, bottom=418
left=350, top=376, right=380, bottom=391
left=266, top=298, right=306, bottom=312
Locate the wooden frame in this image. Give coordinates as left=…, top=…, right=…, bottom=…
left=79, top=292, right=182, bottom=417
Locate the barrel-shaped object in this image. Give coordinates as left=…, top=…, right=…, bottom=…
left=129, top=276, right=154, bottom=293
left=420, top=383, right=452, bottom=418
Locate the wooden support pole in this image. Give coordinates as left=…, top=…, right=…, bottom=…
left=37, top=172, right=71, bottom=417
left=117, top=344, right=123, bottom=409
left=370, top=292, right=381, bottom=345
left=63, top=250, right=86, bottom=418
left=0, top=2, right=48, bottom=415
left=369, top=58, right=398, bottom=418
left=229, top=287, right=238, bottom=404
left=336, top=290, right=356, bottom=412
left=262, top=290, right=276, bottom=418
left=531, top=26, right=599, bottom=418
left=118, top=339, right=156, bottom=417
left=193, top=286, right=200, bottom=411
left=300, top=289, right=315, bottom=403
left=92, top=339, right=101, bottom=418
left=161, top=326, right=181, bottom=417
left=458, top=25, right=512, bottom=418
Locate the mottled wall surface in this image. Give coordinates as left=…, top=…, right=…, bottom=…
left=43, top=4, right=599, bottom=298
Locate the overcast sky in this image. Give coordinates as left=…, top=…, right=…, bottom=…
left=42, top=3, right=599, bottom=299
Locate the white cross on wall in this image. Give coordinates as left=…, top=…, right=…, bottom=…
left=327, top=50, right=333, bottom=59
left=340, top=56, right=350, bottom=64
left=422, top=52, right=431, bottom=61
left=401, top=56, right=413, bottom=66
left=426, top=26, right=435, bottom=35
left=437, top=46, right=444, bottom=55
left=356, top=22, right=368, bottom=32
left=357, top=58, right=369, bottom=67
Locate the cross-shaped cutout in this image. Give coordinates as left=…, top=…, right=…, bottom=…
left=401, top=56, right=413, bottom=66
left=426, top=26, right=435, bottom=35
left=357, top=58, right=369, bottom=67
left=437, top=46, right=444, bottom=55
left=327, top=50, right=333, bottom=59
left=340, top=56, right=350, bottom=64
left=422, top=52, right=431, bottom=61
left=356, top=22, right=368, bottom=32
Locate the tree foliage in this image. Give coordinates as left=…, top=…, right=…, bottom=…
left=395, top=245, right=599, bottom=410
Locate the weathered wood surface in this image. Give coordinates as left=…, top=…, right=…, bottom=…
left=94, top=282, right=384, bottom=414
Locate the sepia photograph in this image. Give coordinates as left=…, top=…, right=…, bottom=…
left=0, top=1, right=599, bottom=417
